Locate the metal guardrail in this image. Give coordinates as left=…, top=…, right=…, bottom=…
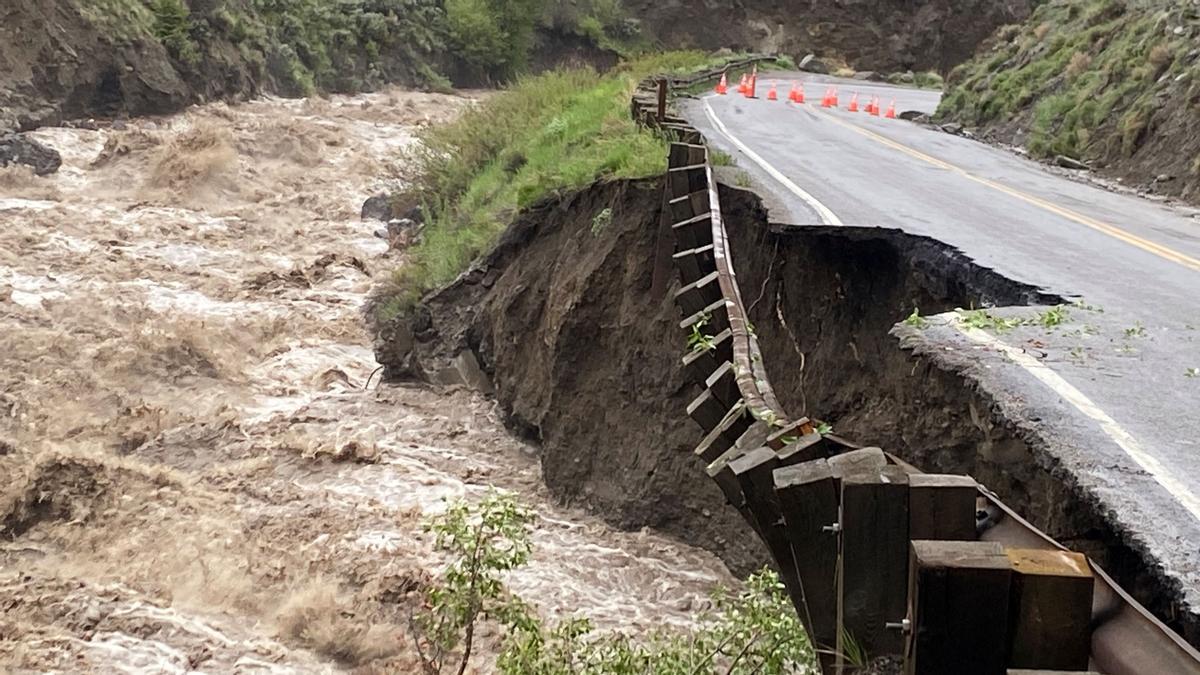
left=631, top=73, right=1200, bottom=675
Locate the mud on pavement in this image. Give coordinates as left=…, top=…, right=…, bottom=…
left=0, top=89, right=735, bottom=672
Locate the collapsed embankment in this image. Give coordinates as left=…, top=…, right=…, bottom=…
left=378, top=174, right=1198, bottom=645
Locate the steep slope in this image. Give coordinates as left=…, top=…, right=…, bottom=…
left=938, top=0, right=1200, bottom=202
left=625, top=0, right=1033, bottom=74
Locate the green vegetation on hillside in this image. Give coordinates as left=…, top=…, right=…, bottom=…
left=938, top=0, right=1198, bottom=162
left=375, top=51, right=740, bottom=319
left=75, top=0, right=646, bottom=95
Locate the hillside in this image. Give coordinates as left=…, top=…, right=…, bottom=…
left=0, top=0, right=628, bottom=131
left=2, top=0, right=1033, bottom=132
left=625, top=0, right=1033, bottom=74
left=937, top=0, right=1200, bottom=202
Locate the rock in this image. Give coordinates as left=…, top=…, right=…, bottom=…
left=798, top=54, right=830, bottom=74
left=360, top=193, right=392, bottom=222
left=1055, top=155, right=1091, bottom=171
left=939, top=122, right=964, bottom=135
left=898, top=110, right=927, bottom=122
left=899, top=70, right=916, bottom=83
left=852, top=71, right=882, bottom=81
left=401, top=204, right=425, bottom=224
left=0, top=133, right=62, bottom=175
left=1154, top=173, right=1176, bottom=183
left=385, top=218, right=422, bottom=250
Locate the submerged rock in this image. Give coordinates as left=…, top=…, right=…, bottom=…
left=360, top=193, right=392, bottom=221
left=0, top=133, right=62, bottom=175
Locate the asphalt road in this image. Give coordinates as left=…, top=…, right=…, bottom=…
left=682, top=72, right=1200, bottom=621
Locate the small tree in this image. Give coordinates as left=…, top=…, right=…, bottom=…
left=413, top=491, right=535, bottom=675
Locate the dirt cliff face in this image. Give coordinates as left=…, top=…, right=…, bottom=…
left=0, top=0, right=196, bottom=130
left=625, top=0, right=1033, bottom=73
left=378, top=178, right=772, bottom=576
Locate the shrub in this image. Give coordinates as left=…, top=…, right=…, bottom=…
left=414, top=493, right=818, bottom=675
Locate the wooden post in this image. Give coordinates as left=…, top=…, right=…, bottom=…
left=908, top=474, right=979, bottom=541
left=906, top=540, right=1013, bottom=675
left=657, top=78, right=668, bottom=123
left=841, top=465, right=910, bottom=656
left=774, top=459, right=840, bottom=660
left=730, top=447, right=805, bottom=603
left=1006, top=549, right=1095, bottom=671
left=827, top=447, right=888, bottom=484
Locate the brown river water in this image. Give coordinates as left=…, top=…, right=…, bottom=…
left=0, top=88, right=735, bottom=673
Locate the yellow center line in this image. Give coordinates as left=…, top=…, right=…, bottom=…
left=809, top=107, right=1200, bottom=273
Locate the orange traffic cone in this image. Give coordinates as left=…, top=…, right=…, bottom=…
left=868, top=97, right=880, bottom=116
left=795, top=83, right=805, bottom=104
left=830, top=88, right=839, bottom=108
left=716, top=72, right=729, bottom=95
left=747, top=74, right=757, bottom=98
left=848, top=93, right=859, bottom=112
left=787, top=82, right=798, bottom=102
left=885, top=99, right=897, bottom=119
left=767, top=81, right=778, bottom=101
left=820, top=87, right=832, bottom=107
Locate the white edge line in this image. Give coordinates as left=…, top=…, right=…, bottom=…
left=952, top=321, right=1200, bottom=524
left=700, top=96, right=843, bottom=227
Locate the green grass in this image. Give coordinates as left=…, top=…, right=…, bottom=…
left=375, top=52, right=718, bottom=320
left=937, top=0, right=1195, bottom=162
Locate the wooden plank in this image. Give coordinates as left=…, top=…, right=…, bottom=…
left=672, top=244, right=716, bottom=286
left=906, top=540, right=1012, bottom=675
left=908, top=474, right=979, bottom=542
left=681, top=328, right=732, bottom=384
left=686, top=387, right=733, bottom=432
left=827, top=447, right=888, bottom=479
left=777, top=430, right=831, bottom=465
left=667, top=164, right=708, bottom=195
left=671, top=213, right=715, bottom=251
left=667, top=190, right=710, bottom=224
left=679, top=298, right=730, bottom=337
left=765, top=418, right=813, bottom=449
left=1006, top=549, right=1095, bottom=671
left=693, top=403, right=753, bottom=463
left=673, top=269, right=721, bottom=317
left=841, top=466, right=910, bottom=656
left=730, top=447, right=805, bottom=603
left=668, top=143, right=707, bottom=167
left=704, top=361, right=741, bottom=410
left=774, top=459, right=840, bottom=654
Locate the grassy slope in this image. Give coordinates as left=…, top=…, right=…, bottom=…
left=938, top=0, right=1200, bottom=197
left=375, top=52, right=759, bottom=319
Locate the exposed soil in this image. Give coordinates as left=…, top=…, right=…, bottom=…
left=379, top=178, right=771, bottom=577
left=624, top=0, right=1033, bottom=74
left=0, top=90, right=736, bottom=672
left=386, top=174, right=1197, bottom=646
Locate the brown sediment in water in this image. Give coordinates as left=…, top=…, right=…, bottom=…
left=0, top=89, right=736, bottom=672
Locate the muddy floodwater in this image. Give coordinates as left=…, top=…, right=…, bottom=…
left=0, top=89, right=735, bottom=673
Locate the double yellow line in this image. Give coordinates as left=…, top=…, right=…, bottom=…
left=812, top=108, right=1200, bottom=273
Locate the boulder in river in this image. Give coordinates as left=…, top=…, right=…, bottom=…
left=361, top=193, right=393, bottom=221
left=0, top=133, right=62, bottom=175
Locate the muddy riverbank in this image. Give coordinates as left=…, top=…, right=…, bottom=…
left=0, top=89, right=736, bottom=672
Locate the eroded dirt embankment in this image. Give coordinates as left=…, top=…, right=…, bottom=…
left=0, top=91, right=736, bottom=672
left=389, top=176, right=1196, bottom=645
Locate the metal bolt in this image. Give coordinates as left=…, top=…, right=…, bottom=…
left=822, top=523, right=841, bottom=534
left=886, top=619, right=912, bottom=634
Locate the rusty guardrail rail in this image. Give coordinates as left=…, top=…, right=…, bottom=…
left=631, top=71, right=1200, bottom=675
